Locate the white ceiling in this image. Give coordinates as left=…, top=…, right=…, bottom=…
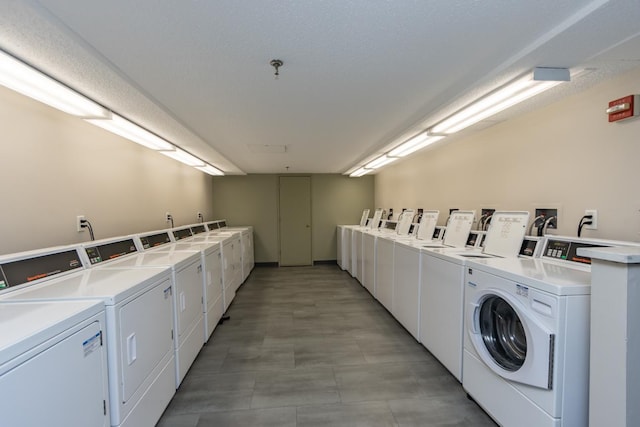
left=1, top=1, right=639, bottom=174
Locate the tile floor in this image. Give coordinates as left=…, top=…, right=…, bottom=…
left=157, top=264, right=496, bottom=426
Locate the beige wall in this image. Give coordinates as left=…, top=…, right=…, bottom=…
left=211, top=175, right=280, bottom=263
left=212, top=174, right=374, bottom=263
left=0, top=85, right=214, bottom=255
left=311, top=174, right=375, bottom=261
left=375, top=67, right=640, bottom=241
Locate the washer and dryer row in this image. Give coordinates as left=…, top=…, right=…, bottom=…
left=342, top=209, right=638, bottom=426
left=0, top=221, right=254, bottom=427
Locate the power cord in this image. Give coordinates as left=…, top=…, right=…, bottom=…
left=577, top=215, right=593, bottom=237
left=80, top=219, right=95, bottom=241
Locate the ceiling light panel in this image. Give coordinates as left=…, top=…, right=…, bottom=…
left=86, top=113, right=175, bottom=150
left=160, top=148, right=206, bottom=167
left=0, top=49, right=109, bottom=118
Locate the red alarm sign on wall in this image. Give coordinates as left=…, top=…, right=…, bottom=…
left=607, top=95, right=639, bottom=122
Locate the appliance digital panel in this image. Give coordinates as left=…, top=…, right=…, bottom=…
left=218, top=220, right=227, bottom=228
left=173, top=228, right=193, bottom=240
left=519, top=238, right=539, bottom=257
left=190, top=225, right=207, bottom=235
left=0, top=250, right=83, bottom=289
left=408, top=224, right=415, bottom=235
left=433, top=227, right=446, bottom=239
left=85, top=239, right=137, bottom=265
left=139, top=232, right=172, bottom=249
left=543, top=239, right=605, bottom=264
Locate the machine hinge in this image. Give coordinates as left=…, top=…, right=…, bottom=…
left=103, top=400, right=107, bottom=415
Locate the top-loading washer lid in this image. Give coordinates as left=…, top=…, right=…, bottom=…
left=482, top=211, right=530, bottom=258
left=368, top=208, right=384, bottom=230
left=359, top=209, right=370, bottom=227
left=396, top=209, right=415, bottom=236
left=416, top=210, right=439, bottom=241
left=442, top=211, right=475, bottom=248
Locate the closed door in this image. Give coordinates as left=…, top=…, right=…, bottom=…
left=279, top=176, right=312, bottom=266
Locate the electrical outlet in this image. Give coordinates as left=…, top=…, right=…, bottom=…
left=76, top=215, right=85, bottom=232
left=584, top=209, right=598, bottom=230
left=197, top=212, right=203, bottom=222
left=166, top=212, right=172, bottom=222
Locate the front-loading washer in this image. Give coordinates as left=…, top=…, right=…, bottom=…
left=462, top=235, right=640, bottom=426
left=419, top=211, right=530, bottom=382
left=137, top=230, right=224, bottom=343
left=463, top=257, right=591, bottom=427
left=0, top=298, right=110, bottom=427
left=85, top=237, right=204, bottom=388
left=0, top=245, right=176, bottom=427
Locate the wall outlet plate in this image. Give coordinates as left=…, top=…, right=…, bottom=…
left=76, top=215, right=85, bottom=232
left=584, top=209, right=598, bottom=230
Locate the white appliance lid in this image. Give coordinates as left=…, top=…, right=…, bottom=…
left=442, top=211, right=475, bottom=247
left=482, top=211, right=530, bottom=258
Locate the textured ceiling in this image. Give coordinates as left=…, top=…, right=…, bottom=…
left=1, top=0, right=639, bottom=174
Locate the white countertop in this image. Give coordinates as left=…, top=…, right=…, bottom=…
left=578, top=246, right=640, bottom=264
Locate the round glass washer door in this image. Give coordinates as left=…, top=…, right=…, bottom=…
left=478, top=296, right=527, bottom=371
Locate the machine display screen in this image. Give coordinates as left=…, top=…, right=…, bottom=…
left=543, top=239, right=606, bottom=264
left=218, top=220, right=227, bottom=228
left=433, top=227, right=446, bottom=239
left=85, top=239, right=137, bottom=265
left=466, top=232, right=479, bottom=247
left=0, top=250, right=83, bottom=289
left=191, top=225, right=207, bottom=234
left=519, top=239, right=538, bottom=257
left=140, top=233, right=171, bottom=249
left=408, top=224, right=415, bottom=235
left=173, top=228, right=193, bottom=240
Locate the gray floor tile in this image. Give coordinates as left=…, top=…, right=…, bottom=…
left=389, top=396, right=497, bottom=426
left=195, top=407, right=297, bottom=427
left=251, top=367, right=340, bottom=408
left=156, top=413, right=200, bottom=427
left=334, top=363, right=425, bottom=403
left=297, top=401, right=399, bottom=427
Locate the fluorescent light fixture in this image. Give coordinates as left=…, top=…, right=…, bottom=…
left=196, top=164, right=225, bottom=176
left=349, top=167, right=372, bottom=177
left=86, top=113, right=174, bottom=150
left=431, top=67, right=569, bottom=135
left=0, top=49, right=109, bottom=118
left=160, top=148, right=206, bottom=167
left=388, top=132, right=446, bottom=157
left=365, top=155, right=398, bottom=169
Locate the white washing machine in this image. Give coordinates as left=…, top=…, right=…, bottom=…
left=463, top=257, right=591, bottom=426
left=198, top=229, right=243, bottom=289
left=206, top=221, right=254, bottom=282
left=461, top=235, right=640, bottom=426
left=0, top=245, right=176, bottom=427
left=337, top=225, right=346, bottom=269
left=137, top=230, right=224, bottom=343
left=0, top=298, right=110, bottom=427
left=419, top=211, right=529, bottom=382
left=138, top=231, right=224, bottom=342
left=384, top=210, right=440, bottom=340
left=342, top=226, right=354, bottom=275
left=87, top=237, right=204, bottom=388
left=374, top=233, right=395, bottom=312
left=188, top=232, right=240, bottom=306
